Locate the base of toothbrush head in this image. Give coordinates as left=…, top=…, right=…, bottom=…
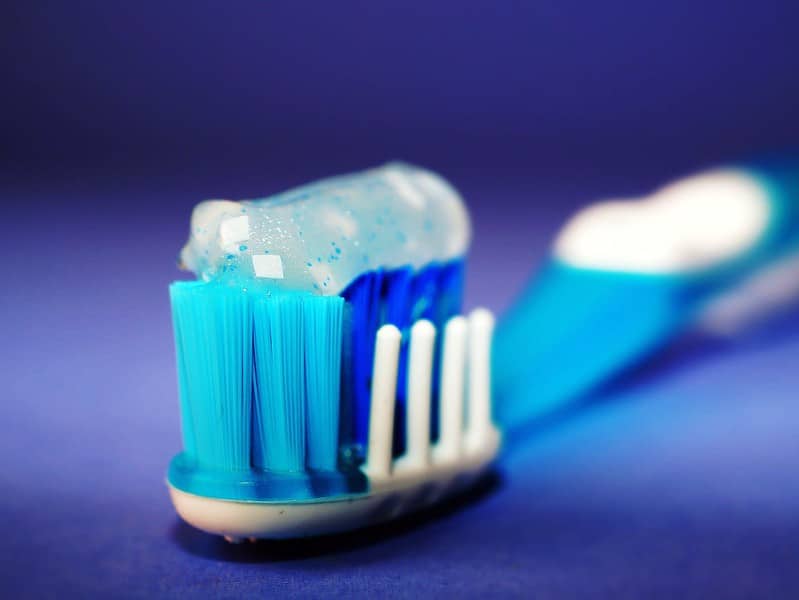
left=168, top=428, right=499, bottom=541
left=167, top=309, right=499, bottom=540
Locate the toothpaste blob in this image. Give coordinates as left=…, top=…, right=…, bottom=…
left=180, top=162, right=470, bottom=294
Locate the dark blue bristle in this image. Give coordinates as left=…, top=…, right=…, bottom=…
left=340, top=259, right=465, bottom=459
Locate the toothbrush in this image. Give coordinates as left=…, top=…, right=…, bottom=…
left=494, top=159, right=799, bottom=431
left=167, top=159, right=799, bottom=541
left=167, top=164, right=500, bottom=540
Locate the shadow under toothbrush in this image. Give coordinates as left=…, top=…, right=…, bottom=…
left=503, top=304, right=799, bottom=452
left=169, top=470, right=504, bottom=563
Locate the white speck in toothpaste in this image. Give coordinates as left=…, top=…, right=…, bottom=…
left=252, top=254, right=284, bottom=279
left=219, top=215, right=250, bottom=246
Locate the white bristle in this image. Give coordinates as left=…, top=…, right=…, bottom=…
left=365, top=324, right=401, bottom=477
left=467, top=308, right=495, bottom=447
left=437, top=316, right=468, bottom=461
left=405, top=319, right=436, bottom=468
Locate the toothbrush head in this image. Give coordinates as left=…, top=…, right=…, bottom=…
left=167, top=164, right=494, bottom=540
left=167, top=308, right=499, bottom=540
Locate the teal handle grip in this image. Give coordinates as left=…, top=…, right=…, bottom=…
left=494, top=159, right=799, bottom=432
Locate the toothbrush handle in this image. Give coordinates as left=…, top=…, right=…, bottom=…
left=494, top=158, right=799, bottom=434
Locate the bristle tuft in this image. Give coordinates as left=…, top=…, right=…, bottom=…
left=171, top=282, right=345, bottom=478
left=304, top=296, right=344, bottom=471
left=170, top=282, right=253, bottom=471
left=252, top=295, right=306, bottom=472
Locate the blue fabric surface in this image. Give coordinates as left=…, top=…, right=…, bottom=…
left=1, top=174, right=798, bottom=599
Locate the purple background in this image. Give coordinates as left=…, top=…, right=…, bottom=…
left=2, top=2, right=799, bottom=598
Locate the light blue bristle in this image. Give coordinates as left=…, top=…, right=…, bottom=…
left=250, top=294, right=345, bottom=473
left=171, top=281, right=346, bottom=481
left=252, top=295, right=306, bottom=472
left=169, top=282, right=253, bottom=471
left=303, top=296, right=344, bottom=471
left=170, top=286, right=196, bottom=458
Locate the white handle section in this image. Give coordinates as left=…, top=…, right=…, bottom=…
left=366, top=324, right=401, bottom=478
left=405, top=320, right=436, bottom=468
left=437, top=316, right=468, bottom=460
left=467, top=309, right=495, bottom=446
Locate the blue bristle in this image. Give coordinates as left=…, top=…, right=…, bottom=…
left=382, top=270, right=415, bottom=456
left=171, top=282, right=346, bottom=477
left=250, top=293, right=345, bottom=473
left=340, top=259, right=465, bottom=459
left=339, top=269, right=384, bottom=452
left=383, top=267, right=414, bottom=324
left=427, top=261, right=465, bottom=440
left=251, top=295, right=308, bottom=472
left=169, top=282, right=253, bottom=471
left=433, top=260, right=465, bottom=327
left=303, top=296, right=344, bottom=471
left=170, top=286, right=196, bottom=458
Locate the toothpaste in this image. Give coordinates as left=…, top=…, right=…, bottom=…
left=180, top=162, right=471, bottom=294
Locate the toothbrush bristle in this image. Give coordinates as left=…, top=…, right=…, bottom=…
left=365, top=310, right=499, bottom=479
left=405, top=320, right=436, bottom=467
left=303, top=296, right=345, bottom=471
left=170, top=282, right=344, bottom=476
left=169, top=282, right=253, bottom=471
left=341, top=260, right=465, bottom=458
left=364, top=324, right=401, bottom=478
left=168, top=260, right=467, bottom=500
left=252, top=295, right=306, bottom=472
left=437, top=316, right=468, bottom=459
